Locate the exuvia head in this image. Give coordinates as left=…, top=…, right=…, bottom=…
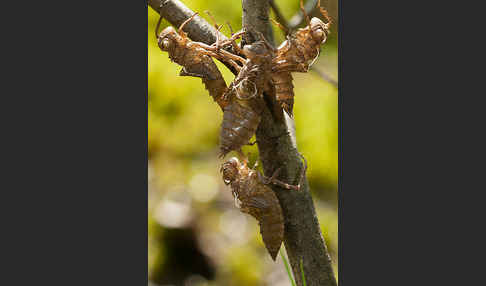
left=310, top=17, right=330, bottom=44
left=220, top=157, right=240, bottom=185
left=155, top=12, right=197, bottom=52
left=157, top=26, right=180, bottom=52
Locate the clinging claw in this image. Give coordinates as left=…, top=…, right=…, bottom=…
left=300, top=0, right=311, bottom=26
left=178, top=12, right=199, bottom=36
left=317, top=0, right=332, bottom=26
left=205, top=10, right=223, bottom=51
left=258, top=167, right=300, bottom=191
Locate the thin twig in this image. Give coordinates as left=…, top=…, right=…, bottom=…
left=269, top=0, right=290, bottom=32
left=288, top=0, right=319, bottom=29
left=311, top=66, right=338, bottom=88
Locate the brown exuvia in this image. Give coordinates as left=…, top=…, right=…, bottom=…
left=216, top=33, right=275, bottom=158
left=156, top=12, right=274, bottom=157
left=271, top=0, right=331, bottom=116
left=221, top=157, right=301, bottom=260
left=155, top=12, right=242, bottom=111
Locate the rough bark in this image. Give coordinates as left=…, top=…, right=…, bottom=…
left=149, top=0, right=223, bottom=45
left=241, top=2, right=336, bottom=285
left=148, top=1, right=337, bottom=285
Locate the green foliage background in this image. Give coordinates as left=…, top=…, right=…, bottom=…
left=148, top=1, right=338, bottom=285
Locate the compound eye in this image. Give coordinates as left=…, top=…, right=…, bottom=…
left=159, top=38, right=170, bottom=51
left=313, top=29, right=325, bottom=42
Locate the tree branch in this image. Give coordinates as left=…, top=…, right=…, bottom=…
left=242, top=1, right=336, bottom=286
left=149, top=0, right=223, bottom=44
left=241, top=0, right=274, bottom=45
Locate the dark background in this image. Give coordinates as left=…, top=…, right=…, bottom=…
left=1, top=0, right=482, bottom=285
